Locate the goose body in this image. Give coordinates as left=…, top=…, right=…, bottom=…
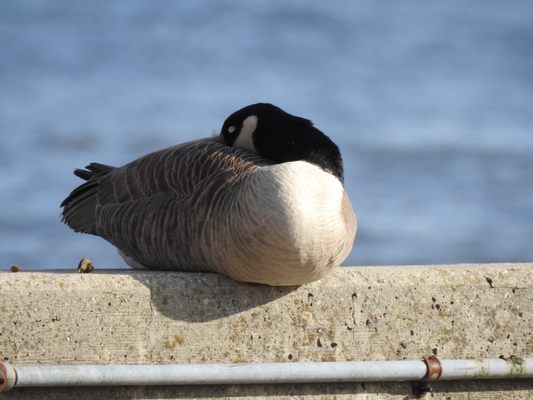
left=61, top=104, right=356, bottom=286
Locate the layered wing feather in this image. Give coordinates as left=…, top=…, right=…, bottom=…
left=61, top=138, right=269, bottom=270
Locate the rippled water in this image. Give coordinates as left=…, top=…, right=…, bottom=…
left=1, top=1, right=532, bottom=269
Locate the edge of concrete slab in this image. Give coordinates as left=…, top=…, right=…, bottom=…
left=1, top=263, right=532, bottom=399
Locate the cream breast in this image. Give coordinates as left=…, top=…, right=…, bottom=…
left=212, top=161, right=356, bottom=285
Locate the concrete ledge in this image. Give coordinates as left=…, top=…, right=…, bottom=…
left=1, top=263, right=532, bottom=399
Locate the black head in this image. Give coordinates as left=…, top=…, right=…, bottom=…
left=220, top=103, right=344, bottom=182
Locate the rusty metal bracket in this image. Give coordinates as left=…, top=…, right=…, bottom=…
left=423, top=355, right=442, bottom=381
left=0, top=362, right=17, bottom=392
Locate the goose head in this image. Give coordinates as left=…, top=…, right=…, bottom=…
left=220, top=103, right=344, bottom=182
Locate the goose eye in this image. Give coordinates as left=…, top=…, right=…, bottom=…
left=227, top=126, right=236, bottom=134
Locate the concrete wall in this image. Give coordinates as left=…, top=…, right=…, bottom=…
left=0, top=263, right=532, bottom=399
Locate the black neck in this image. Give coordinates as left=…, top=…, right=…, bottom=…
left=254, top=116, right=344, bottom=182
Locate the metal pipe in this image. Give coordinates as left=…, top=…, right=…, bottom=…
left=1, top=357, right=531, bottom=391
left=440, top=358, right=532, bottom=380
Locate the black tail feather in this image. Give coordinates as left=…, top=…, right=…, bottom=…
left=74, top=163, right=115, bottom=181
left=74, top=169, right=93, bottom=180
left=61, top=162, right=116, bottom=233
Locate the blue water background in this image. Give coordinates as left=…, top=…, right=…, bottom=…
left=1, top=1, right=532, bottom=269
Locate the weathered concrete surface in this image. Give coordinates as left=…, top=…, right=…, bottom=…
left=0, top=263, right=532, bottom=399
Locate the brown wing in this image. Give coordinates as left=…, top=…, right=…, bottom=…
left=61, top=138, right=268, bottom=269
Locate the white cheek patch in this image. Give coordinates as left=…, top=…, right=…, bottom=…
left=233, top=115, right=257, bottom=152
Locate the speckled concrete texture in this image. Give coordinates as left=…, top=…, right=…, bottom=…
left=1, top=263, right=532, bottom=399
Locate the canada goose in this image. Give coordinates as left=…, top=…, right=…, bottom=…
left=61, top=103, right=356, bottom=286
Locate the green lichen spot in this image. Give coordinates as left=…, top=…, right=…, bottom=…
left=164, top=334, right=184, bottom=350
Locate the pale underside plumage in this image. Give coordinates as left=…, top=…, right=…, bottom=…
left=62, top=138, right=356, bottom=285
